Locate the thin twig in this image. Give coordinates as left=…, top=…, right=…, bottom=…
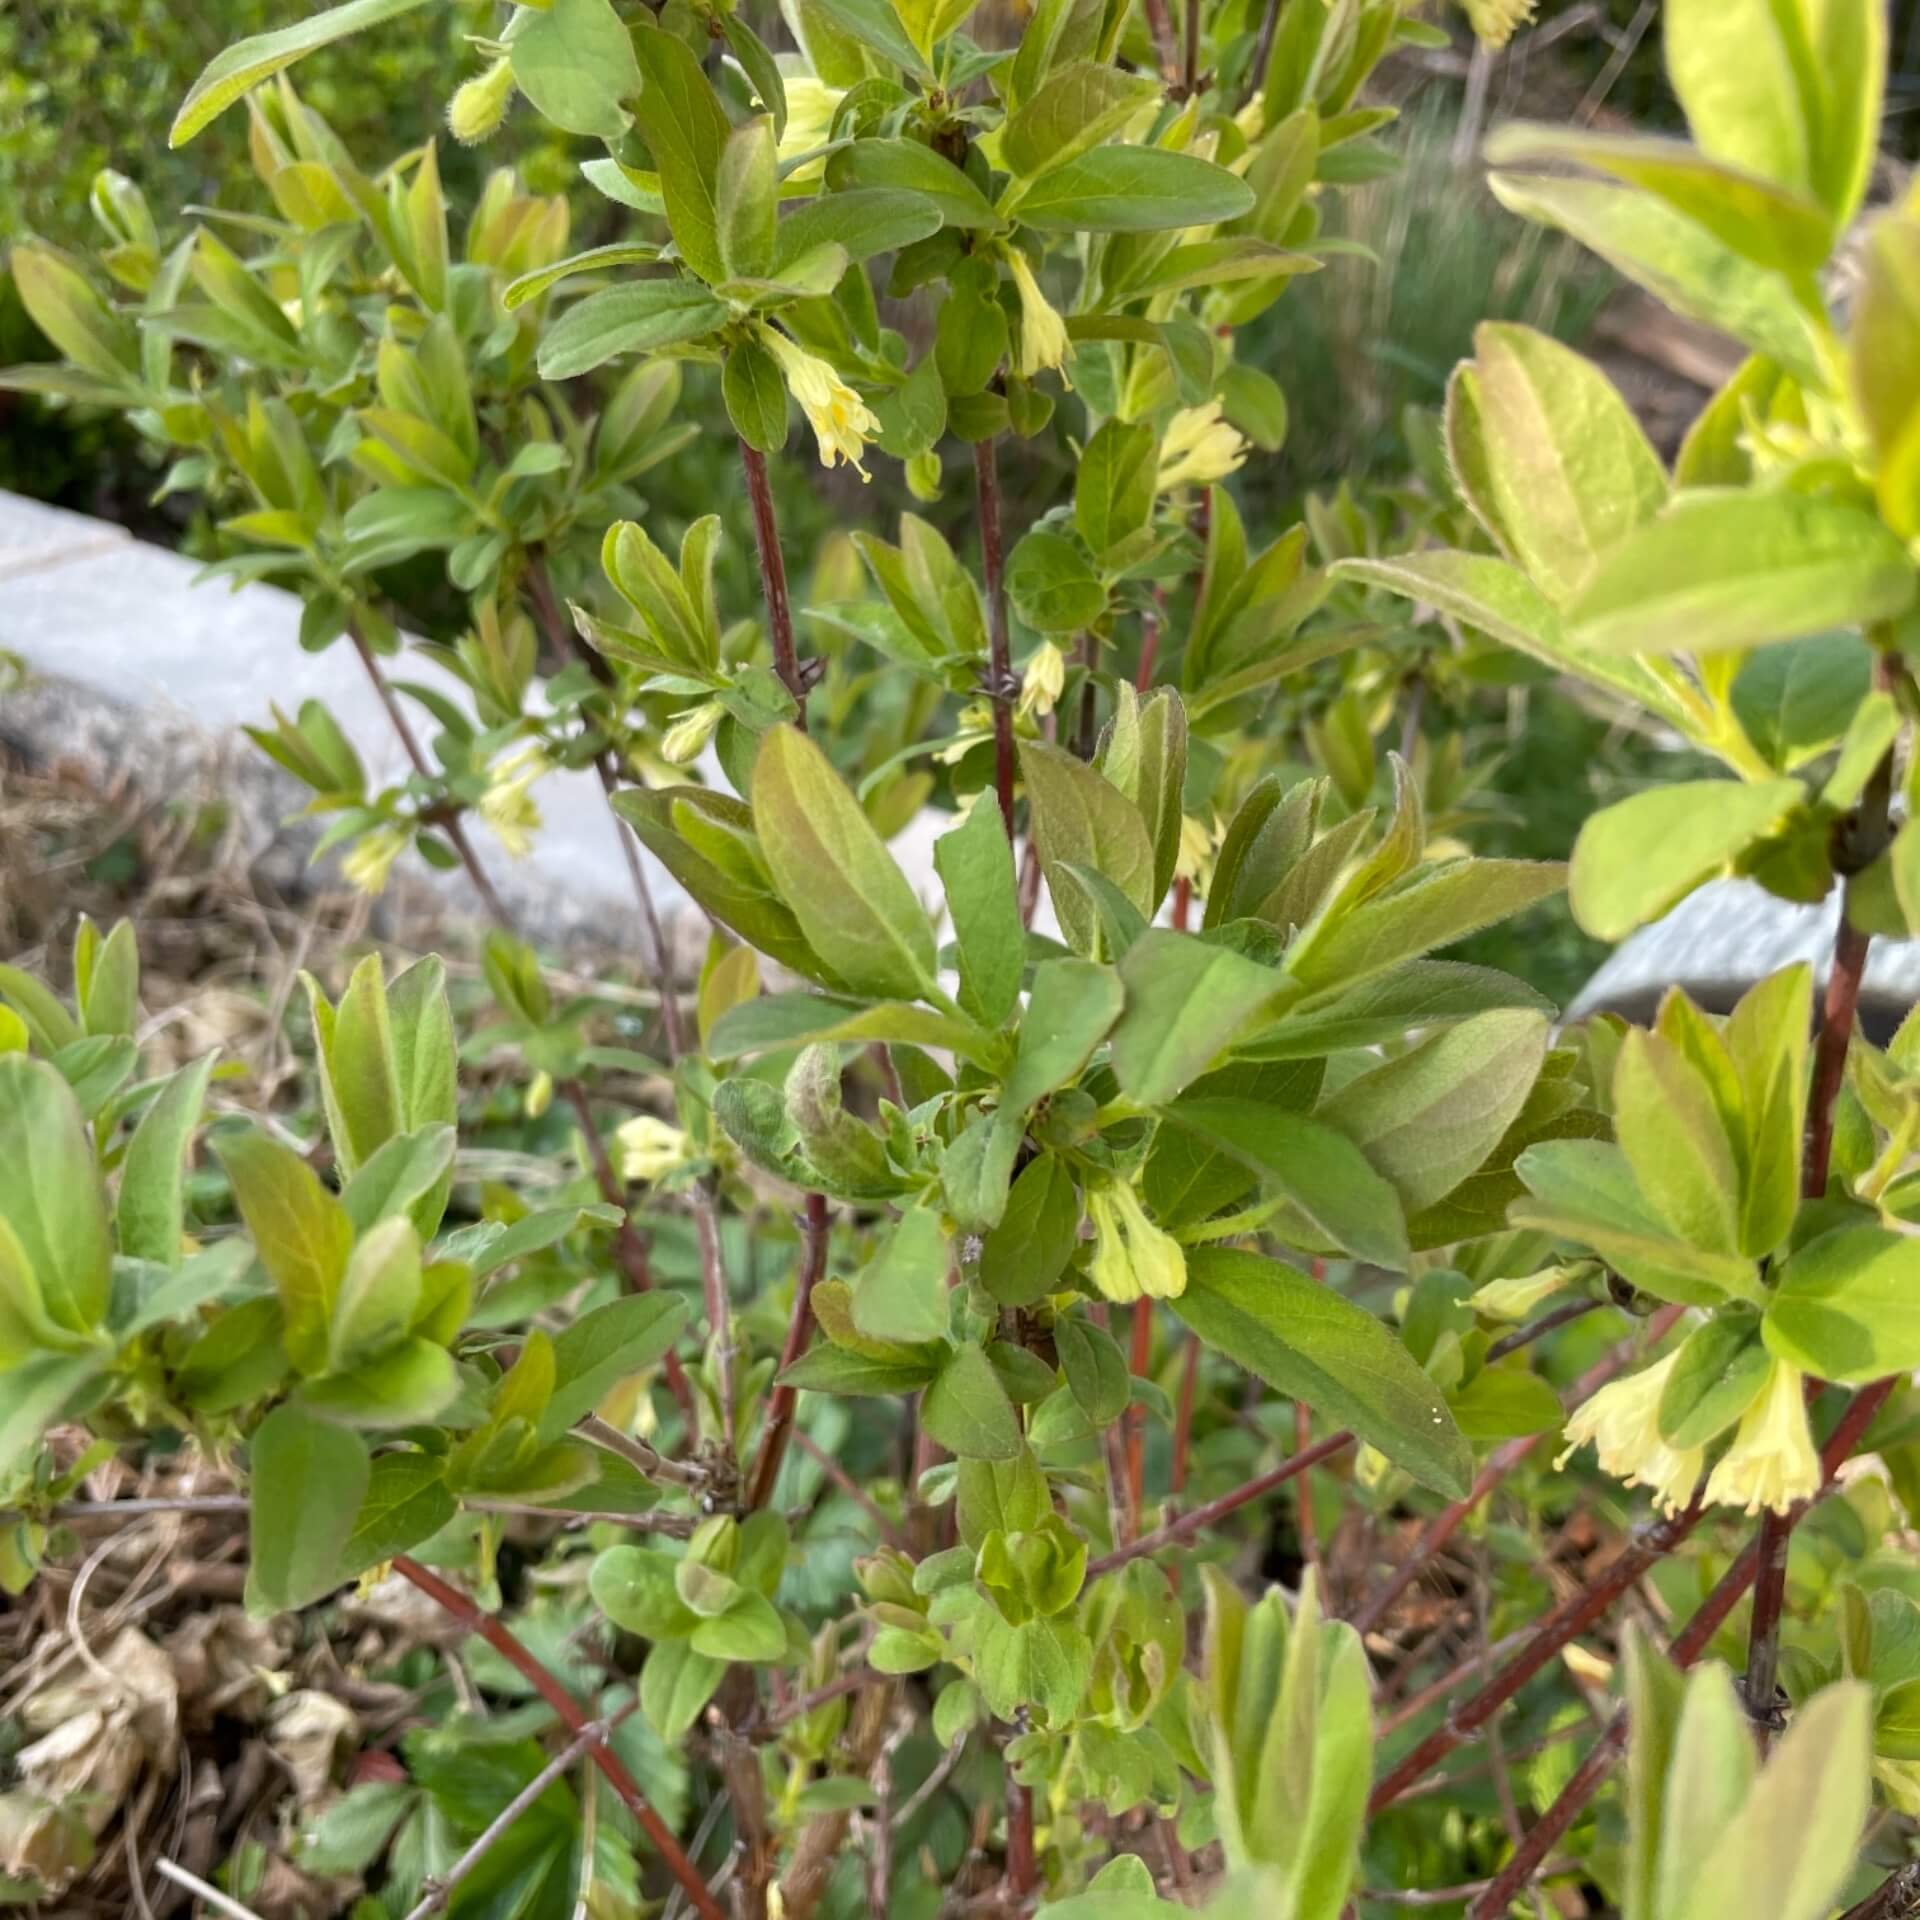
left=579, top=1414, right=711, bottom=1490
left=746, top=1192, right=834, bottom=1512
left=790, top=1428, right=907, bottom=1549
left=403, top=1711, right=632, bottom=1919
left=1840, top=1864, right=1920, bottom=1920
left=972, top=437, right=1018, bottom=839
left=1483, top=1297, right=1601, bottom=1362
left=153, top=1859, right=266, bottom=1920
left=391, top=1557, right=726, bottom=1920
left=741, top=441, right=806, bottom=715
left=1087, top=1427, right=1357, bottom=1577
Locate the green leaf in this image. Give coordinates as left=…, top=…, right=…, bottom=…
left=1001, top=62, right=1160, bottom=178
left=329, top=1216, right=422, bottom=1372
left=935, top=800, right=1024, bottom=1027
left=172, top=0, right=434, bottom=145
left=1004, top=959, right=1123, bottom=1113
left=979, top=1157, right=1081, bottom=1308
left=1686, top=1679, right=1871, bottom=1920
left=316, top=954, right=400, bottom=1178
left=0, top=963, right=81, bottom=1055
left=826, top=140, right=1001, bottom=229
left=1013, top=148, right=1255, bottom=233
left=297, top=1338, right=458, bottom=1428
left=502, top=243, right=665, bottom=311
left=1075, top=419, right=1157, bottom=560
left=853, top=1209, right=951, bottom=1346
left=690, top=1590, right=788, bottom=1662
left=536, top=280, right=728, bottom=380
left=1007, top=529, right=1106, bottom=633
left=921, top=1341, right=1022, bottom=1459
left=640, top=1638, right=727, bottom=1741
left=1658, top=1312, right=1771, bottom=1448
left=1613, top=1027, right=1741, bottom=1255
left=1487, top=172, right=1822, bottom=384
left=115, top=1052, right=215, bottom=1268
left=973, top=1612, right=1090, bottom=1723
left=1018, top=740, right=1155, bottom=958
left=775, top=190, right=944, bottom=268
left=717, top=117, right=778, bottom=281
left=0, top=1054, right=112, bottom=1336
left=628, top=22, right=731, bottom=283
left=1730, top=632, right=1872, bottom=770
left=509, top=0, right=640, bottom=139
left=1317, top=1011, right=1548, bottom=1215
left=1055, top=1312, right=1128, bottom=1425
left=1569, top=780, right=1803, bottom=941
left=707, top=992, right=991, bottom=1064
left=1484, top=124, right=1834, bottom=275
left=1172, top=1248, right=1471, bottom=1497
left=592, top=1546, right=699, bottom=1639
left=1449, top=1363, right=1564, bottom=1442
left=387, top=958, right=456, bottom=1236
left=1240, top=962, right=1552, bottom=1061
left=213, top=1128, right=353, bottom=1377
left=77, top=919, right=138, bottom=1038
left=753, top=726, right=938, bottom=999
left=1163, top=1098, right=1409, bottom=1270
left=1568, top=492, right=1916, bottom=656
left=1110, top=932, right=1291, bottom=1108
left=1449, top=323, right=1668, bottom=607
left=1764, top=1227, right=1920, bottom=1385
left=9, top=247, right=138, bottom=384
left=0, top=1351, right=108, bottom=1480
left=780, top=1343, right=941, bottom=1396
left=1285, top=858, right=1566, bottom=994
left=341, top=1126, right=456, bottom=1240
left=1327, top=552, right=1694, bottom=714
left=245, top=1404, right=370, bottom=1616
left=340, top=1452, right=457, bottom=1582
left=541, top=1290, right=691, bottom=1443
left=808, top=0, right=933, bottom=76
left=1511, top=1140, right=1758, bottom=1308
left=723, top=338, right=788, bottom=453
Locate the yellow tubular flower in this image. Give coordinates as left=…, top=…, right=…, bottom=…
left=615, top=1114, right=691, bottom=1183
left=342, top=823, right=410, bottom=896
left=661, top=700, right=725, bottom=766
left=1006, top=249, right=1071, bottom=384
left=1086, top=1178, right=1187, bottom=1304
left=1461, top=0, right=1536, bottom=48
left=447, top=57, right=516, bottom=145
left=478, top=742, right=550, bottom=858
left=1157, top=401, right=1248, bottom=492
left=1017, top=641, right=1066, bottom=721
left=760, top=327, right=882, bottom=478
left=1557, top=1350, right=1704, bottom=1518
left=1704, top=1359, right=1821, bottom=1516
left=773, top=77, right=846, bottom=185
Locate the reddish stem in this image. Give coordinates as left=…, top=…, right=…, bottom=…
left=1087, top=1428, right=1356, bottom=1577
left=1005, top=1778, right=1038, bottom=1897
left=744, top=1191, right=833, bottom=1512
left=1170, top=1335, right=1200, bottom=1497
left=1464, top=1373, right=1897, bottom=1917
left=1368, top=1496, right=1707, bottom=1815
left=1348, top=1309, right=1679, bottom=1637
left=391, top=1557, right=726, bottom=1920
left=741, top=441, right=805, bottom=719
left=973, top=437, right=1018, bottom=839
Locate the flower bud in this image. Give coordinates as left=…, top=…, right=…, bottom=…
left=447, top=57, right=516, bottom=146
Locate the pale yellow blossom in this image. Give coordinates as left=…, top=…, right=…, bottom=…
left=1558, top=1349, right=1705, bottom=1517
left=661, top=700, right=725, bottom=766
left=1006, top=249, right=1071, bottom=384
left=1017, top=641, right=1066, bottom=721
left=615, top=1114, right=692, bottom=1183
left=478, top=741, right=550, bottom=858
left=1461, top=0, right=1535, bottom=49
left=1157, top=401, right=1248, bottom=493
left=760, top=327, right=881, bottom=477
left=1086, top=1178, right=1186, bottom=1304
left=1175, top=814, right=1215, bottom=887
left=342, top=823, right=410, bottom=896
left=1704, top=1359, right=1821, bottom=1517
left=447, top=57, right=515, bottom=145
left=773, top=77, right=845, bottom=186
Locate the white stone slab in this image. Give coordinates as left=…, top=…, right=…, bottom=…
left=0, top=489, right=130, bottom=582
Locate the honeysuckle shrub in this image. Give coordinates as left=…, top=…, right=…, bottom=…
left=6, top=2, right=1920, bottom=1916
